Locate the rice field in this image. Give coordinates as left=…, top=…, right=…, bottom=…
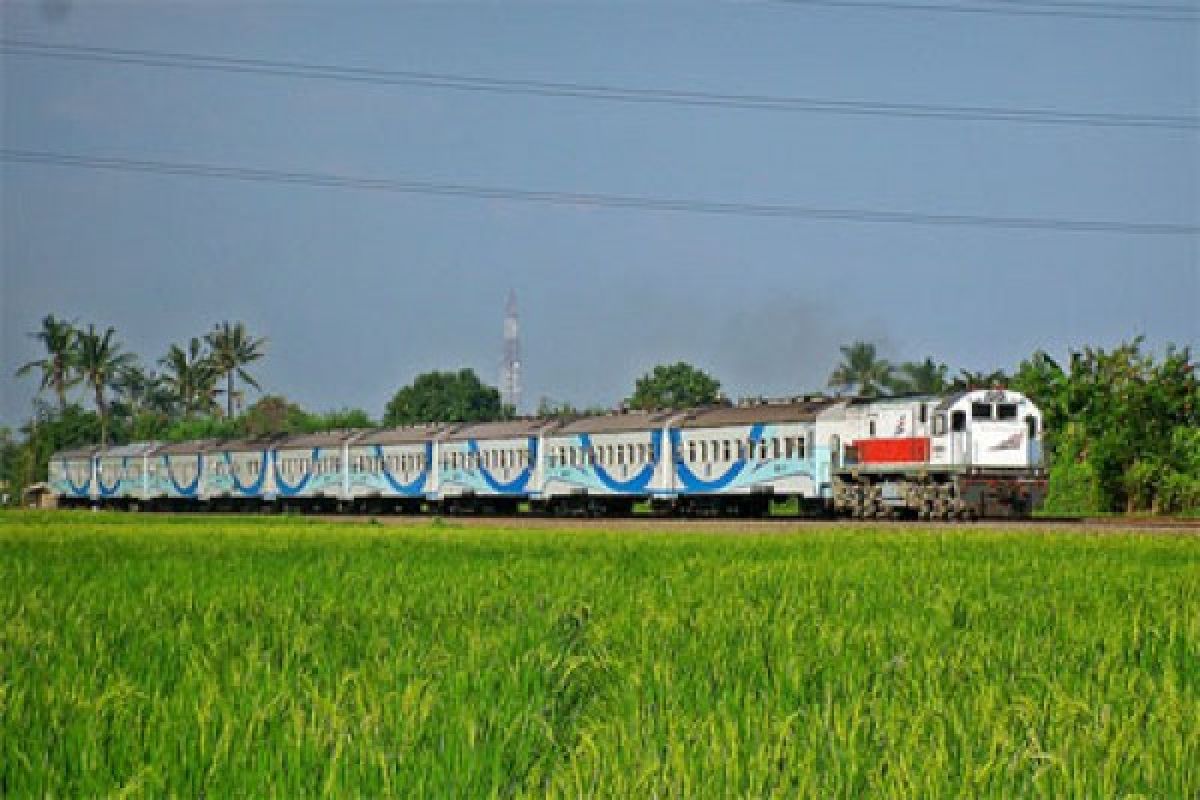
left=1, top=511, right=1197, bottom=797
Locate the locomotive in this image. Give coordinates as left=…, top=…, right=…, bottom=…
left=48, top=388, right=1046, bottom=519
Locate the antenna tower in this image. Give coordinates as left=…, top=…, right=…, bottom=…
left=501, top=290, right=521, bottom=412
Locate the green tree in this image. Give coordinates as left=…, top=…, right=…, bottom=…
left=307, top=408, right=377, bottom=432
left=384, top=369, right=512, bottom=426
left=206, top=321, right=267, bottom=418
left=241, top=395, right=311, bottom=437
left=1030, top=339, right=1198, bottom=513
left=951, top=368, right=1009, bottom=391
left=76, top=324, right=135, bottom=445
left=887, top=358, right=950, bottom=395
left=828, top=342, right=894, bottom=398
left=627, top=362, right=722, bottom=410
left=160, top=338, right=220, bottom=418
left=15, top=314, right=80, bottom=412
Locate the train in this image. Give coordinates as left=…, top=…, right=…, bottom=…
left=48, top=388, right=1047, bottom=519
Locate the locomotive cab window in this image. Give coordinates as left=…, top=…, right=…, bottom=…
left=971, top=402, right=993, bottom=420
left=951, top=411, right=967, bottom=432
left=997, top=403, right=1018, bottom=420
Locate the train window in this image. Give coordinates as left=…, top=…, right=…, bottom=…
left=758, top=439, right=768, bottom=460
left=721, top=440, right=731, bottom=461
left=772, top=438, right=781, bottom=459
left=697, top=441, right=706, bottom=462
left=799, top=436, right=807, bottom=459
left=686, top=441, right=695, bottom=463
left=933, top=414, right=946, bottom=435
left=1026, top=416, right=1038, bottom=437
left=869, top=420, right=877, bottom=437
left=919, top=404, right=928, bottom=424
left=997, top=403, right=1018, bottom=420
left=951, top=411, right=967, bottom=432
left=647, top=444, right=656, bottom=463
left=972, top=402, right=993, bottom=420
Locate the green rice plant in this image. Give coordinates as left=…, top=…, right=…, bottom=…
left=0, top=511, right=1196, bottom=797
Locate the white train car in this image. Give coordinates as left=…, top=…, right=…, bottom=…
left=204, top=436, right=279, bottom=509
left=48, top=445, right=99, bottom=507
left=665, top=399, right=834, bottom=515
left=95, top=441, right=160, bottom=508
left=150, top=439, right=213, bottom=507
left=270, top=431, right=359, bottom=510
left=540, top=410, right=678, bottom=515
left=438, top=419, right=556, bottom=513
left=346, top=424, right=445, bottom=512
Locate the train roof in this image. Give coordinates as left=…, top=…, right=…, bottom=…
left=156, top=438, right=222, bottom=455
left=49, top=445, right=100, bottom=461
left=845, top=393, right=941, bottom=406
left=552, top=409, right=679, bottom=435
left=207, top=434, right=289, bottom=453
left=444, top=418, right=560, bottom=441
left=354, top=424, right=447, bottom=446
left=273, top=430, right=366, bottom=450
left=97, top=441, right=160, bottom=459
left=677, top=399, right=838, bottom=429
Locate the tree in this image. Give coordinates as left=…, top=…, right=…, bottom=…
left=627, top=362, right=722, bottom=410
left=383, top=369, right=512, bottom=426
left=951, top=368, right=1009, bottom=391
left=887, top=358, right=950, bottom=395
left=76, top=324, right=135, bottom=445
left=159, top=338, right=220, bottom=418
left=206, top=321, right=267, bottom=418
left=307, top=408, right=376, bottom=432
left=241, top=395, right=311, bottom=436
left=828, top=342, right=894, bottom=398
left=15, top=314, right=80, bottom=412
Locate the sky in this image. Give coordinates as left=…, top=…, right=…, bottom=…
left=2, top=0, right=1197, bottom=426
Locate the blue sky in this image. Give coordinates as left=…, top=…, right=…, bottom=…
left=2, top=1, right=1196, bottom=425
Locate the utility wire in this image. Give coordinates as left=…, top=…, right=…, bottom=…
left=4, top=148, right=1196, bottom=236
left=777, top=0, right=1200, bottom=21
left=2, top=40, right=1195, bottom=131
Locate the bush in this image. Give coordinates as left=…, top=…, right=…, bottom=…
left=1044, top=459, right=1103, bottom=515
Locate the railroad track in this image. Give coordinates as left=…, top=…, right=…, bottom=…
left=302, top=513, right=1200, bottom=534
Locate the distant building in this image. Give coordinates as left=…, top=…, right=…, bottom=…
left=22, top=482, right=58, bottom=509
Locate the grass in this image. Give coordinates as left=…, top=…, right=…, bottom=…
left=1, top=511, right=1197, bottom=797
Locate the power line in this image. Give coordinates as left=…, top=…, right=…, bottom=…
left=3, top=148, right=1196, bottom=236
left=2, top=40, right=1195, bottom=131
left=777, top=0, right=1200, bottom=21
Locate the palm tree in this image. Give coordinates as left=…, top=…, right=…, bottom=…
left=206, top=321, right=267, bottom=418
left=828, top=341, right=895, bottom=398
left=888, top=358, right=951, bottom=395
left=76, top=324, right=136, bottom=445
left=15, top=314, right=79, bottom=411
left=159, top=338, right=220, bottom=418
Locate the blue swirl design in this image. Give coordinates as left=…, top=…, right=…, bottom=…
left=97, top=456, right=127, bottom=498
left=224, top=450, right=268, bottom=495
left=374, top=442, right=431, bottom=496
left=671, top=424, right=766, bottom=493
left=574, top=429, right=663, bottom=493
left=164, top=453, right=203, bottom=496
left=463, top=437, right=537, bottom=494
left=64, top=461, right=92, bottom=497
left=273, top=447, right=319, bottom=496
